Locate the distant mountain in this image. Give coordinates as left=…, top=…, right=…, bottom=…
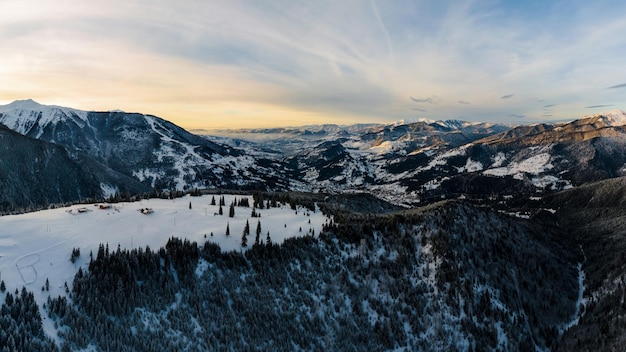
left=204, top=111, right=626, bottom=206
left=0, top=100, right=292, bottom=195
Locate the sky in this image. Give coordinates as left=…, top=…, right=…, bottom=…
left=1, top=0, right=625, bottom=129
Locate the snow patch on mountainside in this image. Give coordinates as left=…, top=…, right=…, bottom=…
left=457, top=158, right=484, bottom=173
left=484, top=153, right=553, bottom=178
left=100, top=183, right=118, bottom=198
left=423, top=145, right=469, bottom=171
left=491, top=152, right=507, bottom=168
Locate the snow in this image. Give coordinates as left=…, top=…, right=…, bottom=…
left=483, top=153, right=553, bottom=178
left=530, top=175, right=572, bottom=190
left=457, top=158, right=483, bottom=173
left=100, top=183, right=118, bottom=199
left=491, top=152, right=506, bottom=168
left=422, top=145, right=469, bottom=171
left=0, top=99, right=89, bottom=138
left=585, top=110, right=626, bottom=126
left=0, top=194, right=328, bottom=340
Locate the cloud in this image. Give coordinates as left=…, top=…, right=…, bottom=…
left=509, top=114, right=525, bottom=119
left=585, top=104, right=613, bottom=108
left=607, top=83, right=626, bottom=89
left=411, top=107, right=428, bottom=112
left=410, top=96, right=437, bottom=104
left=543, top=104, right=555, bottom=108
left=2, top=0, right=626, bottom=127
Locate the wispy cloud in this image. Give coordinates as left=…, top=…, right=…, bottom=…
left=509, top=113, right=525, bottom=119
left=585, top=104, right=613, bottom=108
left=543, top=104, right=555, bottom=108
left=411, top=107, right=428, bottom=112
left=607, top=83, right=626, bottom=89
left=1, top=0, right=626, bottom=128
left=410, top=96, right=438, bottom=104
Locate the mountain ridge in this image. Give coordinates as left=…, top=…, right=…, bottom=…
left=2, top=99, right=626, bottom=208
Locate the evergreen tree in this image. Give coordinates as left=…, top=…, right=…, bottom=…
left=211, top=196, right=216, bottom=206
left=189, top=201, right=192, bottom=209
left=243, top=220, right=250, bottom=236
left=219, top=205, right=223, bottom=215
left=242, top=225, right=248, bottom=247
left=0, top=280, right=5, bottom=292
left=266, top=231, right=271, bottom=245
left=255, top=220, right=262, bottom=245
left=70, top=247, right=80, bottom=263
left=226, top=222, right=230, bottom=236
left=229, top=203, right=235, bottom=218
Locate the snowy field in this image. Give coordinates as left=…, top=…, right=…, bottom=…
left=0, top=194, right=329, bottom=311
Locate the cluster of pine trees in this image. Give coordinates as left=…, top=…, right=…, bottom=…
left=0, top=288, right=57, bottom=351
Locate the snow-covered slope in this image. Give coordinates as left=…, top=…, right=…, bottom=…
left=0, top=194, right=328, bottom=339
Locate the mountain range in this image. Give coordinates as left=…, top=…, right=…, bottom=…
left=2, top=99, right=626, bottom=211
left=3, top=99, right=626, bottom=350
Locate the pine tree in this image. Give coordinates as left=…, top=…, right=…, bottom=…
left=243, top=219, right=250, bottom=236
left=255, top=220, right=262, bottom=245
left=266, top=231, right=271, bottom=245
left=0, top=280, right=5, bottom=292
left=219, top=205, right=223, bottom=215
left=189, top=201, right=192, bottom=209
left=211, top=196, right=216, bottom=205
left=241, top=221, right=249, bottom=247
left=226, top=222, right=230, bottom=236
left=229, top=203, right=235, bottom=218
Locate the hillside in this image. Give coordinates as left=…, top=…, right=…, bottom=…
left=0, top=194, right=584, bottom=351
left=0, top=124, right=145, bottom=213
left=541, top=177, right=626, bottom=350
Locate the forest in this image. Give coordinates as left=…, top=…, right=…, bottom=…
left=1, top=196, right=581, bottom=351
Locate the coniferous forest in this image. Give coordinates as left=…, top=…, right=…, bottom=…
left=1, top=199, right=582, bottom=351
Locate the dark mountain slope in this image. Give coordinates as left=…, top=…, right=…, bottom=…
left=542, top=177, right=626, bottom=350
left=0, top=125, right=147, bottom=212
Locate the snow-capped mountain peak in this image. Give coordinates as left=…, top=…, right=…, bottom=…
left=0, top=98, right=45, bottom=112
left=0, top=99, right=89, bottom=137
left=600, top=110, right=626, bottom=126
left=583, top=110, right=626, bottom=127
